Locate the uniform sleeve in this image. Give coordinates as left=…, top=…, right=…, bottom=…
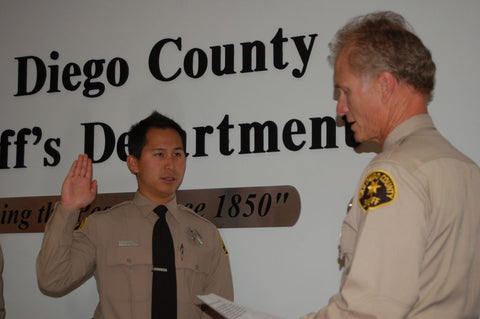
left=36, top=202, right=96, bottom=297
left=205, top=230, right=234, bottom=301
left=302, top=165, right=427, bottom=318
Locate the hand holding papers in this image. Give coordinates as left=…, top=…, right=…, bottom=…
left=198, top=293, right=286, bottom=319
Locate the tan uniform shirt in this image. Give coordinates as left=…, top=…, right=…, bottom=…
left=303, top=114, right=480, bottom=318
left=37, top=192, right=233, bottom=319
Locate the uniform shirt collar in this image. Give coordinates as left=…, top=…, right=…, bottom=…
left=383, top=114, right=435, bottom=151
left=132, top=191, right=180, bottom=222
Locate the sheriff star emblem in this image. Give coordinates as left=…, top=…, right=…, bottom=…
left=359, top=170, right=396, bottom=212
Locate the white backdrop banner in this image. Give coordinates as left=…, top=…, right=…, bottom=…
left=1, top=1, right=479, bottom=318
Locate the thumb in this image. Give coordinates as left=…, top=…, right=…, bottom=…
left=91, top=180, right=98, bottom=195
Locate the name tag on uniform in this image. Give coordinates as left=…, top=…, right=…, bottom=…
left=118, top=240, right=140, bottom=247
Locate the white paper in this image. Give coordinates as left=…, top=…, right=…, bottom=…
left=198, top=293, right=286, bottom=319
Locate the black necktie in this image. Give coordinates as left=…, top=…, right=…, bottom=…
left=152, top=205, right=177, bottom=319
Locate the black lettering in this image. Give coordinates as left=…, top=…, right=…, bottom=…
left=14, top=55, right=46, bottom=96
left=149, top=38, right=182, bottom=81
left=43, top=138, right=61, bottom=166
left=83, top=59, right=105, bottom=98
left=283, top=119, right=306, bottom=151
left=15, top=51, right=128, bottom=97
left=344, top=119, right=360, bottom=148
left=13, top=128, right=36, bottom=168
left=106, top=58, right=129, bottom=87
left=211, top=44, right=236, bottom=76
left=62, top=62, right=82, bottom=91
left=81, top=122, right=116, bottom=163
left=270, top=28, right=288, bottom=70
left=19, top=210, right=31, bottom=230
left=216, top=115, right=234, bottom=156
left=239, top=121, right=279, bottom=154
left=116, top=132, right=129, bottom=161
left=240, top=41, right=267, bottom=73
left=310, top=117, right=338, bottom=149
left=184, top=48, right=208, bottom=78
left=192, top=126, right=214, bottom=157
left=291, top=33, right=317, bottom=78
left=47, top=51, right=60, bottom=93
left=0, top=130, right=15, bottom=169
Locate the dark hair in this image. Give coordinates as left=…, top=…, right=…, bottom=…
left=328, top=11, right=436, bottom=102
left=128, top=111, right=186, bottom=158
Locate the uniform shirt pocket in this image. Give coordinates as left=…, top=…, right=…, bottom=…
left=176, top=243, right=210, bottom=304
left=101, top=246, right=152, bottom=301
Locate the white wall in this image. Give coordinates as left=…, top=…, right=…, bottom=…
left=1, top=0, right=479, bottom=318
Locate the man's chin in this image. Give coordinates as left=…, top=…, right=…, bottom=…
left=352, top=137, right=383, bottom=153
left=345, top=123, right=360, bottom=148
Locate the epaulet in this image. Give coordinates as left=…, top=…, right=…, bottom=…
left=106, top=200, right=133, bottom=211
left=177, top=204, right=215, bottom=227
left=74, top=200, right=133, bottom=230
left=89, top=200, right=133, bottom=216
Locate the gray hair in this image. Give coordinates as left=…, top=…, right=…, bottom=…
left=329, top=11, right=436, bottom=102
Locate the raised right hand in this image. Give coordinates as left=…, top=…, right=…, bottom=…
left=61, top=154, right=98, bottom=211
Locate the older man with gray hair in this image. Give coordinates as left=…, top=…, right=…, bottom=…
left=302, top=11, right=480, bottom=319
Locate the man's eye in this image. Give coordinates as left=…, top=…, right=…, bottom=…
left=333, top=88, right=340, bottom=101
left=154, top=152, right=165, bottom=157
left=333, top=88, right=349, bottom=101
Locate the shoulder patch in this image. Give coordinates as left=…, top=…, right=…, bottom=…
left=218, top=232, right=229, bottom=256
left=74, top=217, right=88, bottom=230
left=107, top=200, right=133, bottom=211
left=359, top=170, right=396, bottom=212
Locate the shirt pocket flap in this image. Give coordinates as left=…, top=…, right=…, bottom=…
left=106, top=246, right=151, bottom=267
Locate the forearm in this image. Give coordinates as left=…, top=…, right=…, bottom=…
left=36, top=202, right=94, bottom=296
left=301, top=291, right=411, bottom=319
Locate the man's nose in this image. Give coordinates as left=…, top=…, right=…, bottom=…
left=336, top=96, right=348, bottom=116
left=164, top=156, right=175, bottom=169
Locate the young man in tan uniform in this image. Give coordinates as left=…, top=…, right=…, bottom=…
left=302, top=11, right=480, bottom=318
left=37, top=112, right=233, bottom=319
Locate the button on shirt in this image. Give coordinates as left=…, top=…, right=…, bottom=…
left=37, top=192, right=233, bottom=319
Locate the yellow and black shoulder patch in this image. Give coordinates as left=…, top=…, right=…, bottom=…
left=359, top=170, right=396, bottom=212
left=218, top=232, right=229, bottom=256
left=74, top=217, right=88, bottom=230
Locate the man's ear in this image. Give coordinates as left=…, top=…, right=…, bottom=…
left=378, top=71, right=397, bottom=103
left=126, top=155, right=139, bottom=174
